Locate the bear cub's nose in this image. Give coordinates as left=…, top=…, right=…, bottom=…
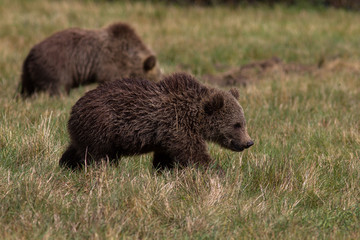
left=245, top=140, right=254, bottom=149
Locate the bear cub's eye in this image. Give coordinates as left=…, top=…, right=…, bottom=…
left=234, top=123, right=242, bottom=129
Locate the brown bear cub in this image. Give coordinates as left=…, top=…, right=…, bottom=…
left=20, top=22, right=160, bottom=97
left=59, top=73, right=254, bottom=171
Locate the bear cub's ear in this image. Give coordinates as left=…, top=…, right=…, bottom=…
left=108, top=23, right=133, bottom=38
left=143, top=55, right=156, bottom=72
left=204, top=93, right=224, bottom=115
left=229, top=88, right=239, bottom=99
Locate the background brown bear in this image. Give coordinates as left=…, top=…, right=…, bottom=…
left=59, top=73, right=253, bottom=171
left=20, top=22, right=160, bottom=97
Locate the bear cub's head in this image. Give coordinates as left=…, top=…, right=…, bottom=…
left=203, top=88, right=254, bottom=152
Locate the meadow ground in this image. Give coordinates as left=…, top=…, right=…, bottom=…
left=1, top=0, right=360, bottom=239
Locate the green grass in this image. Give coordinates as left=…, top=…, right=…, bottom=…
left=1, top=0, right=360, bottom=239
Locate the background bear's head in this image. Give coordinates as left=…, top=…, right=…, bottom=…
left=203, top=88, right=254, bottom=152
left=106, top=22, right=161, bottom=82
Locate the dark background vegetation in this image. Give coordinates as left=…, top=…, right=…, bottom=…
left=119, top=0, right=360, bottom=9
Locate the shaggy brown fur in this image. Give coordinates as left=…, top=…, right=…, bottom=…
left=59, top=73, right=253, bottom=171
left=20, top=22, right=160, bottom=97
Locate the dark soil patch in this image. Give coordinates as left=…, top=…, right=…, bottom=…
left=202, top=57, right=316, bottom=87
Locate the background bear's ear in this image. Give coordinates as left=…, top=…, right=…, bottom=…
left=143, top=55, right=156, bottom=72
left=107, top=23, right=134, bottom=38
left=229, top=88, right=239, bottom=99
left=204, top=93, right=224, bottom=115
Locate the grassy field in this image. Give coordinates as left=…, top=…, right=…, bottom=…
left=1, top=0, right=360, bottom=239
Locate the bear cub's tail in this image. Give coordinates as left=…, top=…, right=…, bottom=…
left=59, top=144, right=83, bottom=170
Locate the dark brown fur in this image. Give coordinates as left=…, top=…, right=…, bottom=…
left=59, top=73, right=253, bottom=171
left=20, top=22, right=160, bottom=97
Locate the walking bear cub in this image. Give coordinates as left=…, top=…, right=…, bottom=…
left=20, top=22, right=160, bottom=97
left=59, top=73, right=253, bottom=171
